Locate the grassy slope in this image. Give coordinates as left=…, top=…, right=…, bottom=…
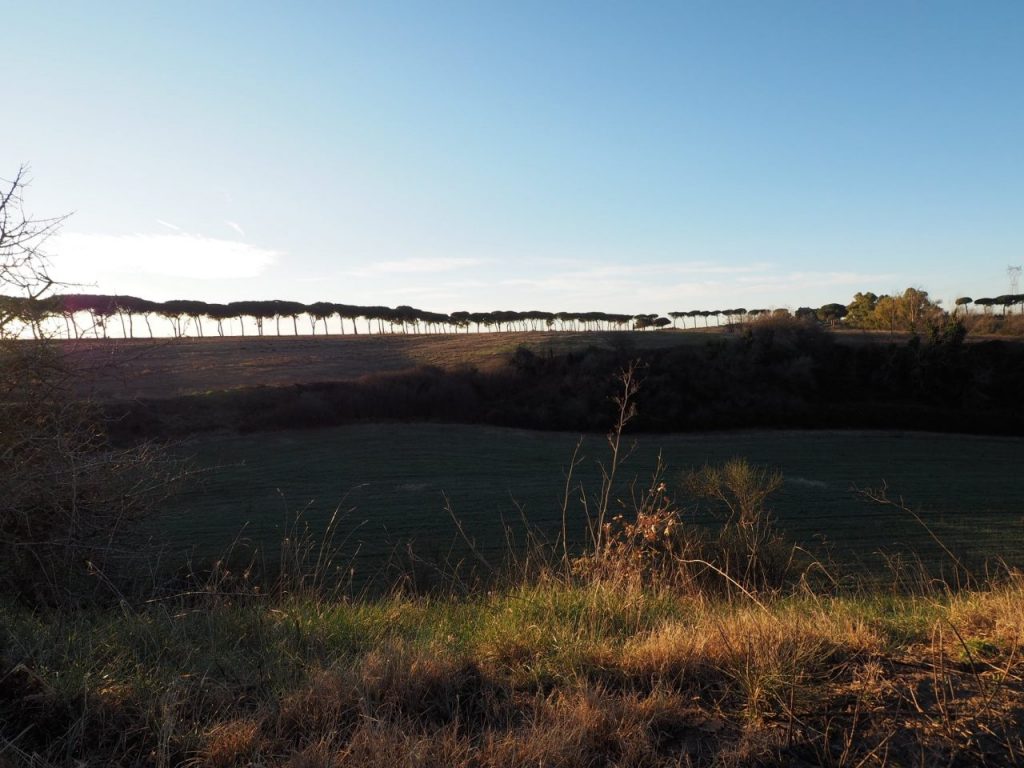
left=61, top=331, right=708, bottom=400
left=3, top=578, right=1022, bottom=766
left=60, top=326, right=1020, bottom=402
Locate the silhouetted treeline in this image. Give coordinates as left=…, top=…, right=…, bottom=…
left=5, top=289, right=1024, bottom=340
left=3, top=294, right=678, bottom=337
left=107, top=317, right=1024, bottom=441
left=3, top=293, right=789, bottom=338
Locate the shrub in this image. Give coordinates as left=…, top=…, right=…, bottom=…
left=573, top=465, right=705, bottom=591
left=685, top=459, right=794, bottom=593
left=0, top=168, right=173, bottom=605
left=574, top=458, right=795, bottom=596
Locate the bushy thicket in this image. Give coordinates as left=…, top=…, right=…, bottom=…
left=963, top=311, right=1024, bottom=336
left=0, top=339, right=174, bottom=605
left=574, top=458, right=795, bottom=596
left=0, top=168, right=172, bottom=605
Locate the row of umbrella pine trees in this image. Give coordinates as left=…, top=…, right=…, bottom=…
left=954, top=295, right=1024, bottom=314
left=0, top=294, right=778, bottom=339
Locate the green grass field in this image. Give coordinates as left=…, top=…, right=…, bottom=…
left=158, top=425, right=1024, bottom=582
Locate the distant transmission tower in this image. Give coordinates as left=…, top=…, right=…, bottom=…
left=1010, top=265, right=1022, bottom=295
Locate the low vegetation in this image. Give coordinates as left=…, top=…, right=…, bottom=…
left=3, top=475, right=1023, bottom=766
left=0, top=340, right=173, bottom=605
left=3, top=574, right=1023, bottom=767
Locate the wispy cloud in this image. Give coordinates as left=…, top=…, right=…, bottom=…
left=735, top=271, right=897, bottom=290
left=537, top=261, right=774, bottom=278
left=156, top=219, right=182, bottom=232
left=368, top=257, right=487, bottom=274
left=493, top=262, right=895, bottom=310
left=386, top=280, right=488, bottom=298
left=225, top=220, right=246, bottom=237
left=52, top=232, right=282, bottom=280
left=499, top=261, right=771, bottom=292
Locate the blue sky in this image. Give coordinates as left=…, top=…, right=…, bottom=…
left=5, top=1, right=1023, bottom=313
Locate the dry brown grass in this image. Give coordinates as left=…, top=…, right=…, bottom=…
left=57, top=331, right=701, bottom=401
left=197, top=718, right=263, bottom=767
left=964, top=312, right=1024, bottom=337
left=947, top=571, right=1024, bottom=646
left=4, top=577, right=1022, bottom=767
